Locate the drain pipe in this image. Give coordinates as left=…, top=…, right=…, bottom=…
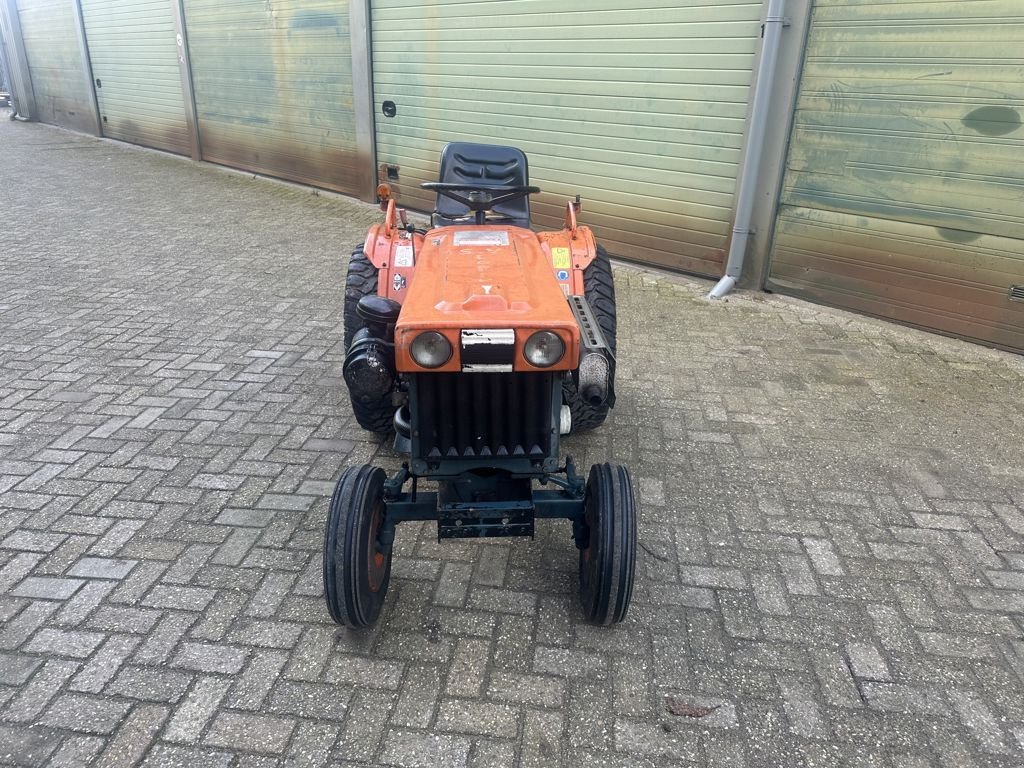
left=709, top=0, right=788, bottom=299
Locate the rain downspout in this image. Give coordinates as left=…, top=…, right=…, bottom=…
left=709, top=0, right=788, bottom=299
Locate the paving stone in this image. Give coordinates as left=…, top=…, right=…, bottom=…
left=445, top=639, right=490, bottom=698
left=141, top=585, right=216, bottom=611
left=334, top=690, right=395, bottom=761
left=23, top=628, right=105, bottom=659
left=380, top=729, right=471, bottom=768
left=163, top=676, right=232, bottom=744
left=0, top=723, right=63, bottom=767
left=172, top=642, right=248, bottom=675
left=469, top=739, right=517, bottom=768
left=267, top=681, right=351, bottom=721
left=949, top=690, right=1011, bottom=755
left=94, top=704, right=169, bottom=768
left=281, top=720, right=338, bottom=768
left=613, top=718, right=701, bottom=762
left=521, top=708, right=564, bottom=767
left=846, top=642, right=893, bottom=682
left=487, top=671, right=565, bottom=709
left=46, top=734, right=106, bottom=768
left=533, top=647, right=608, bottom=680
left=778, top=675, right=829, bottom=740
left=0, top=653, right=42, bottom=686
left=323, top=654, right=405, bottom=691
left=860, top=683, right=949, bottom=717
left=109, top=666, right=195, bottom=703
left=10, top=577, right=84, bottom=600
left=436, top=698, right=519, bottom=738
left=391, top=665, right=443, bottom=729
left=38, top=693, right=132, bottom=735
left=204, top=712, right=295, bottom=754
left=139, top=744, right=234, bottom=768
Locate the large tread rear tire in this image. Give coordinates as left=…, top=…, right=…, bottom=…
left=578, top=462, right=636, bottom=625
left=344, top=247, right=379, bottom=349
left=344, top=248, right=393, bottom=434
left=564, top=245, right=617, bottom=432
left=323, top=465, right=392, bottom=628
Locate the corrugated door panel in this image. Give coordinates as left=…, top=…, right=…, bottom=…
left=80, top=0, right=190, bottom=155
left=182, top=0, right=366, bottom=196
left=371, top=0, right=763, bottom=276
left=16, top=0, right=94, bottom=132
left=768, top=0, right=1024, bottom=352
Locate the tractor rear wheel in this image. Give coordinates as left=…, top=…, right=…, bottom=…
left=323, top=465, right=392, bottom=628
left=344, top=247, right=379, bottom=349
left=564, top=245, right=616, bottom=432
left=578, top=462, right=636, bottom=625
left=344, top=248, right=393, bottom=434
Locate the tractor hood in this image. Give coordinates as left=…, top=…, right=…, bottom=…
left=394, top=226, right=580, bottom=373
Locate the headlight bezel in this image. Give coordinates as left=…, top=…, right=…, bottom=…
left=410, top=330, right=453, bottom=369
left=523, top=330, right=566, bottom=368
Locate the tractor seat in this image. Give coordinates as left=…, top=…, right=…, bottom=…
left=432, top=142, right=532, bottom=229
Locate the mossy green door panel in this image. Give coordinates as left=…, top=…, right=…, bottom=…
left=80, top=0, right=190, bottom=155
left=16, top=0, right=94, bottom=132
left=769, top=0, right=1024, bottom=352
left=371, top=0, right=763, bottom=276
left=183, top=0, right=367, bottom=196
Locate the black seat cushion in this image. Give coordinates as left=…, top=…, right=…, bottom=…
left=432, top=142, right=531, bottom=229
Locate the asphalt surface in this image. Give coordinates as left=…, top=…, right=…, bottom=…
left=1, top=115, right=1024, bottom=767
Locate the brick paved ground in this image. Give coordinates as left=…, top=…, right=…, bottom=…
left=1, top=115, right=1024, bottom=768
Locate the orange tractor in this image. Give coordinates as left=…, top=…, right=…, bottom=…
left=324, top=143, right=636, bottom=627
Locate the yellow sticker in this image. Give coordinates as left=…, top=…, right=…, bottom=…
left=551, top=247, right=571, bottom=269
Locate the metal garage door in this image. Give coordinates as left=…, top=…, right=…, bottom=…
left=182, top=0, right=367, bottom=196
left=371, top=0, right=764, bottom=276
left=80, top=0, right=190, bottom=155
left=15, top=0, right=94, bottom=132
left=768, top=0, right=1024, bottom=353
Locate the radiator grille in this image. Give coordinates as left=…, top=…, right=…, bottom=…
left=412, top=372, right=555, bottom=459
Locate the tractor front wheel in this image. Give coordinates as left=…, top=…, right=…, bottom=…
left=323, top=465, right=392, bottom=628
left=578, top=462, right=637, bottom=625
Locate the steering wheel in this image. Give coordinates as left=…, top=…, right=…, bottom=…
left=421, top=182, right=540, bottom=213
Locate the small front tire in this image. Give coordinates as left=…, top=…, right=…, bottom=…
left=578, top=462, right=637, bottom=625
left=323, top=465, right=392, bottom=628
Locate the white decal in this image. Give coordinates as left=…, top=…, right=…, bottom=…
left=394, top=244, right=414, bottom=267
left=452, top=231, right=510, bottom=247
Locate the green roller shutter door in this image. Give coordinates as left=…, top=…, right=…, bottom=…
left=371, top=0, right=763, bottom=277
left=182, top=0, right=367, bottom=196
left=16, top=0, right=94, bottom=132
left=769, top=0, right=1024, bottom=353
left=80, top=0, right=190, bottom=155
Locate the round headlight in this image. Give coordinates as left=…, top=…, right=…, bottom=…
left=410, top=331, right=452, bottom=368
left=524, top=330, right=565, bottom=368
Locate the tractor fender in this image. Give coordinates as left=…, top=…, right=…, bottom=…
left=537, top=225, right=599, bottom=297
left=363, top=223, right=424, bottom=305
